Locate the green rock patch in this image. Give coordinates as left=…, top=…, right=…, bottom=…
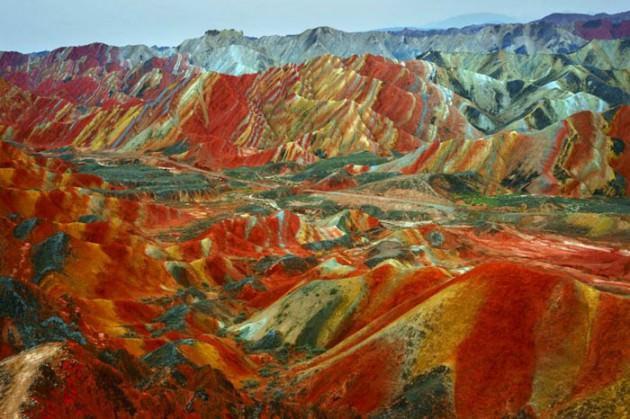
left=32, top=232, right=70, bottom=284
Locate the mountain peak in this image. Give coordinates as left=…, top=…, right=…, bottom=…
left=303, top=26, right=344, bottom=36
left=538, top=11, right=630, bottom=24
left=203, top=29, right=244, bottom=38
left=420, top=13, right=521, bottom=29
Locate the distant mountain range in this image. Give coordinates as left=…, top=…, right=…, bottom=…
left=539, top=11, right=630, bottom=24
left=1, top=11, right=628, bottom=80
left=381, top=11, right=630, bottom=32
left=377, top=13, right=522, bottom=31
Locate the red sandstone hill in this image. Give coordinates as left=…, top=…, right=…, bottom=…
left=1, top=49, right=629, bottom=199
left=0, top=24, right=628, bottom=416
left=0, top=54, right=479, bottom=169
left=1, top=140, right=628, bottom=416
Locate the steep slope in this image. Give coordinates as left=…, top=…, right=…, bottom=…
left=0, top=51, right=627, bottom=197
left=0, top=43, right=191, bottom=106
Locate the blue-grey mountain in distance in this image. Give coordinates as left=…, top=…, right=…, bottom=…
left=378, top=13, right=521, bottom=31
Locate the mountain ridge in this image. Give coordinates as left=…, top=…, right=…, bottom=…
left=377, top=12, right=522, bottom=31
left=1, top=10, right=628, bottom=74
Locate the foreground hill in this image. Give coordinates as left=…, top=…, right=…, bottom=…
left=0, top=136, right=628, bottom=417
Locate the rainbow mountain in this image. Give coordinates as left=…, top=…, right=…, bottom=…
left=0, top=13, right=629, bottom=419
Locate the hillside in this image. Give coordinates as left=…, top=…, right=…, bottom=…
left=1, top=130, right=628, bottom=415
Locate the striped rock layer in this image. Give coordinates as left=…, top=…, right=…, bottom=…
left=0, top=54, right=479, bottom=169
left=376, top=106, right=630, bottom=197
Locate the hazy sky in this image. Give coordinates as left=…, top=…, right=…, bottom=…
left=1, top=0, right=628, bottom=52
